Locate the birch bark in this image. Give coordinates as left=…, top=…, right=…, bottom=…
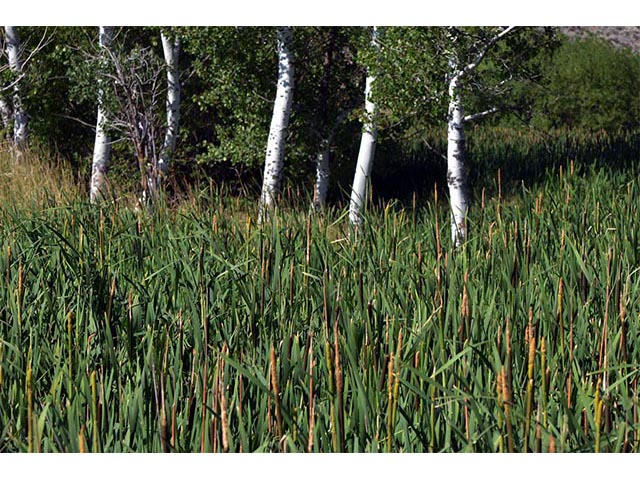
left=258, top=27, right=294, bottom=223
left=0, top=96, right=10, bottom=139
left=314, top=144, right=330, bottom=210
left=446, top=57, right=469, bottom=247
left=4, top=26, right=28, bottom=148
left=349, top=27, right=379, bottom=227
left=444, top=26, right=516, bottom=246
left=159, top=32, right=181, bottom=176
left=89, top=26, right=113, bottom=203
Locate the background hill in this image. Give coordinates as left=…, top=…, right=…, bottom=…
left=561, top=26, right=640, bottom=52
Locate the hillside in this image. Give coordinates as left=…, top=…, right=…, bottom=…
left=561, top=26, right=640, bottom=52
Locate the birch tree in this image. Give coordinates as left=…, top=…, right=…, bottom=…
left=444, top=26, right=515, bottom=246
left=4, top=26, right=28, bottom=148
left=349, top=26, right=379, bottom=227
left=0, top=95, right=10, bottom=139
left=304, top=27, right=364, bottom=212
left=258, top=27, right=294, bottom=223
left=312, top=28, right=337, bottom=211
left=159, top=31, right=181, bottom=176
left=90, top=26, right=113, bottom=203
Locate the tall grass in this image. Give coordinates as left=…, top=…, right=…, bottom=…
left=0, top=142, right=81, bottom=209
left=1, top=133, right=640, bottom=452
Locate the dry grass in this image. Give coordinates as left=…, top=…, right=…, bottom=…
left=0, top=142, right=81, bottom=209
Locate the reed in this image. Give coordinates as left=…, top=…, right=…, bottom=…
left=1, top=133, right=640, bottom=452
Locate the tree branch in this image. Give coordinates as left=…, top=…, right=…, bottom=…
left=464, top=106, right=501, bottom=123
left=459, top=26, right=517, bottom=79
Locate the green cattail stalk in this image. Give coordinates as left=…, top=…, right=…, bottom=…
left=308, top=334, right=315, bottom=453
left=17, top=261, right=23, bottom=326
left=386, top=353, right=394, bottom=453
left=324, top=336, right=337, bottom=452
left=540, top=337, right=548, bottom=430
left=496, top=368, right=505, bottom=453
left=334, top=318, right=345, bottom=453
left=557, top=277, right=564, bottom=353
left=220, top=346, right=230, bottom=453
left=67, top=312, right=73, bottom=380
left=595, top=377, right=603, bottom=453
left=90, top=370, right=99, bottom=453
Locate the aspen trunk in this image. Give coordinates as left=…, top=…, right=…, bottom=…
left=314, top=143, right=331, bottom=210
left=258, top=27, right=295, bottom=223
left=4, top=26, right=28, bottom=148
left=0, top=95, right=10, bottom=139
left=159, top=32, right=181, bottom=176
left=348, top=27, right=379, bottom=227
left=446, top=65, right=469, bottom=247
left=313, top=28, right=337, bottom=211
left=90, top=26, right=113, bottom=203
left=443, top=27, right=515, bottom=246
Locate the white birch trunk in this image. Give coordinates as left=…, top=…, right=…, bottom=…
left=159, top=32, right=181, bottom=176
left=348, top=27, right=379, bottom=227
left=4, top=26, right=28, bottom=147
left=446, top=65, right=469, bottom=247
left=258, top=27, right=294, bottom=223
left=444, top=27, right=515, bottom=246
left=314, top=142, right=330, bottom=210
left=0, top=96, right=10, bottom=139
left=90, top=26, right=113, bottom=204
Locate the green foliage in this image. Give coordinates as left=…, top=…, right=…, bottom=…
left=181, top=26, right=366, bottom=193
left=181, top=27, right=279, bottom=168
left=532, top=35, right=640, bottom=130
left=371, top=27, right=559, bottom=142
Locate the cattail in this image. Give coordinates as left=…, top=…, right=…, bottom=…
left=434, top=185, right=442, bottom=262
left=91, top=370, right=99, bottom=453
left=386, top=352, right=394, bottom=453
left=524, top=336, right=536, bottom=452
left=496, top=369, right=505, bottom=452
left=413, top=351, right=420, bottom=411
left=270, top=346, right=284, bottom=445
left=619, top=280, right=628, bottom=365
left=595, top=377, right=603, bottom=453
left=67, top=312, right=73, bottom=380
left=460, top=272, right=470, bottom=342
left=535, top=406, right=542, bottom=453
left=6, top=245, right=11, bottom=285
left=557, top=277, right=565, bottom=352
left=220, top=345, right=229, bottom=453
left=334, top=318, right=344, bottom=453
left=200, top=358, right=208, bottom=452
left=567, top=315, right=574, bottom=409
left=26, top=367, right=33, bottom=453
left=17, top=261, right=23, bottom=326
left=160, top=375, right=169, bottom=453
left=535, top=191, right=542, bottom=215
left=306, top=214, right=312, bottom=265
left=79, top=425, right=86, bottom=453
left=307, top=334, right=315, bottom=453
